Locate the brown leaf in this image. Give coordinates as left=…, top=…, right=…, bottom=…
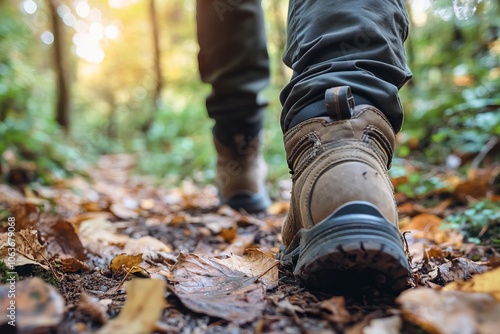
left=443, top=267, right=500, bottom=301
left=453, top=168, right=493, bottom=203
left=109, top=253, right=150, bottom=277
left=78, top=292, right=109, bottom=324
left=431, top=258, right=489, bottom=285
left=0, top=229, right=49, bottom=270
left=320, top=296, right=351, bottom=324
left=221, top=233, right=255, bottom=256
left=398, top=288, right=500, bottom=334
left=220, top=225, right=238, bottom=243
left=0, top=277, right=65, bottom=330
left=97, top=279, right=165, bottom=334
left=171, top=251, right=278, bottom=324
left=362, top=315, right=402, bottom=334
left=36, top=216, right=87, bottom=261
left=110, top=202, right=139, bottom=220
left=78, top=219, right=172, bottom=261
left=58, top=254, right=89, bottom=273
left=268, top=201, right=290, bottom=215
left=404, top=213, right=442, bottom=236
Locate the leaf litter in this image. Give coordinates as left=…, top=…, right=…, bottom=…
left=0, top=153, right=498, bottom=333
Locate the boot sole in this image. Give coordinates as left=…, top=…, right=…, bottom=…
left=292, top=201, right=410, bottom=294
left=222, top=191, right=271, bottom=214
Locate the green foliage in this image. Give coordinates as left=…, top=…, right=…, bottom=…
left=442, top=200, right=500, bottom=244
left=399, top=0, right=500, bottom=164
left=0, top=2, right=86, bottom=184
left=0, top=261, right=18, bottom=284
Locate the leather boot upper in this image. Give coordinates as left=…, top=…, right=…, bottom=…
left=214, top=134, right=268, bottom=207
left=282, top=86, right=398, bottom=246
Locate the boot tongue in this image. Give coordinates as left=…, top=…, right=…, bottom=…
left=325, top=86, right=355, bottom=120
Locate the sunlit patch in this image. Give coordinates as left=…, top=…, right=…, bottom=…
left=22, top=0, right=37, bottom=14
left=57, top=4, right=70, bottom=17
left=453, top=0, right=480, bottom=21
left=63, top=13, right=76, bottom=27
left=104, top=25, right=120, bottom=40
left=75, top=1, right=91, bottom=19
left=41, top=31, right=54, bottom=45
left=411, top=0, right=430, bottom=26
left=75, top=33, right=105, bottom=64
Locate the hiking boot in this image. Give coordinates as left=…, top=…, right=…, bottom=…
left=280, top=86, right=410, bottom=294
left=214, top=133, right=271, bottom=213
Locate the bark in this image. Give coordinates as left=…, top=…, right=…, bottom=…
left=143, top=0, right=163, bottom=133
left=47, top=0, right=71, bottom=132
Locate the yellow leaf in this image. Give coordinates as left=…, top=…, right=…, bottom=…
left=109, top=253, right=150, bottom=277
left=97, top=279, right=165, bottom=334
left=443, top=267, right=500, bottom=301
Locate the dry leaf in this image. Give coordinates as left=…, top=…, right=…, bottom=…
left=404, top=213, right=442, bottom=236
left=221, top=233, right=255, bottom=256
left=109, top=253, right=150, bottom=277
left=398, top=288, right=500, bottom=334
left=110, top=202, right=139, bottom=220
left=363, top=315, right=402, bottom=334
left=78, top=292, right=109, bottom=324
left=320, top=296, right=351, bottom=324
left=268, top=201, right=290, bottom=215
left=430, top=258, right=489, bottom=285
left=97, top=279, right=165, bottom=334
left=171, top=251, right=278, bottom=324
left=443, top=267, right=500, bottom=301
left=0, top=277, right=65, bottom=331
left=220, top=225, right=238, bottom=243
left=58, top=253, right=89, bottom=273
left=453, top=168, right=492, bottom=202
left=0, top=229, right=49, bottom=270
left=78, top=219, right=172, bottom=261
left=36, top=217, right=87, bottom=261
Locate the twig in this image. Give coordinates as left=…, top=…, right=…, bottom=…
left=471, top=136, right=498, bottom=169
left=19, top=231, right=64, bottom=281
left=401, top=231, right=417, bottom=288
left=253, top=262, right=280, bottom=284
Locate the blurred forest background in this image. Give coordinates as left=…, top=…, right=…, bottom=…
left=0, top=0, right=499, bottom=188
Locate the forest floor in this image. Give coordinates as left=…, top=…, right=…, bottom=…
left=1, top=154, right=499, bottom=334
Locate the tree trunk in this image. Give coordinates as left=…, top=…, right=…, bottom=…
left=47, top=0, right=71, bottom=132
left=143, top=0, right=163, bottom=133
left=271, top=0, right=287, bottom=84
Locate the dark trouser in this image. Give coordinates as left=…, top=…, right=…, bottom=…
left=196, top=0, right=270, bottom=144
left=196, top=0, right=411, bottom=136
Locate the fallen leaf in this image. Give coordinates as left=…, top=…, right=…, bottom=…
left=0, top=229, right=49, bottom=270
left=78, top=219, right=172, bottom=261
left=430, top=258, right=489, bottom=285
left=268, top=201, right=290, bottom=215
left=363, top=315, right=402, bottom=334
left=0, top=277, right=65, bottom=331
left=453, top=168, right=492, bottom=202
left=110, top=202, right=139, bottom=220
left=398, top=288, right=500, bottom=334
left=443, top=267, right=500, bottom=301
left=109, top=253, right=150, bottom=277
left=221, top=233, right=255, bottom=256
left=171, top=251, right=278, bottom=324
left=58, top=253, right=89, bottom=273
left=36, top=217, right=87, bottom=261
left=140, top=198, right=155, bottom=210
left=78, top=292, right=109, bottom=324
left=320, top=296, right=351, bottom=324
left=220, top=225, right=238, bottom=243
left=97, top=279, right=165, bottom=334
left=404, top=213, right=442, bottom=236
left=190, top=213, right=235, bottom=234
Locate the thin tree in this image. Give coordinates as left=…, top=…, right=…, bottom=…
left=143, top=0, right=163, bottom=133
left=47, top=0, right=71, bottom=132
